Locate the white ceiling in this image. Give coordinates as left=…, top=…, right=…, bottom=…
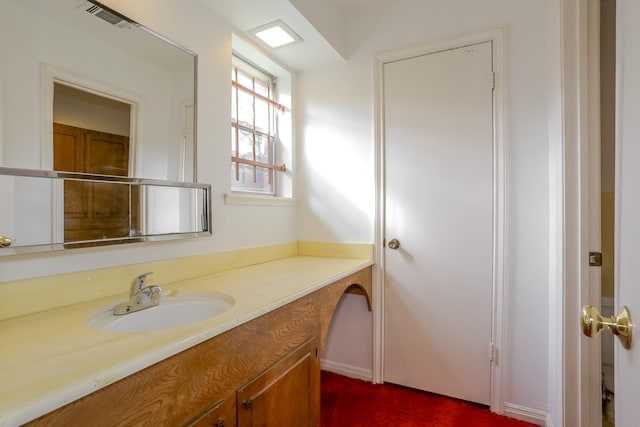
left=198, top=0, right=371, bottom=71
left=326, top=0, right=389, bottom=12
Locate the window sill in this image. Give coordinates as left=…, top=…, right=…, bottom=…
left=224, top=192, right=297, bottom=207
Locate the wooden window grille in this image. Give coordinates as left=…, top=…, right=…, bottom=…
left=231, top=58, right=286, bottom=193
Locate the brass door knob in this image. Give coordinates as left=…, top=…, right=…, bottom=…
left=581, top=305, right=633, bottom=349
left=0, top=235, right=12, bottom=248
left=387, top=238, right=400, bottom=250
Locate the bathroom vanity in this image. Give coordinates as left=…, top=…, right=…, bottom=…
left=0, top=253, right=372, bottom=426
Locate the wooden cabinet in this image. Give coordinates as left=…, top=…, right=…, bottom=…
left=53, top=122, right=132, bottom=242
left=25, top=267, right=372, bottom=427
left=188, top=339, right=318, bottom=427
left=237, top=339, right=319, bottom=427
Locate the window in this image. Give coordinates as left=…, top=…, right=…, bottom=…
left=231, top=56, right=286, bottom=194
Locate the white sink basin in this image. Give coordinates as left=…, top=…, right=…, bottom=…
left=86, top=292, right=234, bottom=333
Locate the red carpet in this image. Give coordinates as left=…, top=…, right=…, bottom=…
left=321, top=371, right=536, bottom=427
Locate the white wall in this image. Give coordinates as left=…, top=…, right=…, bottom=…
left=53, top=87, right=132, bottom=137
left=0, top=175, right=56, bottom=247
left=297, top=0, right=556, bottom=414
left=0, top=0, right=297, bottom=282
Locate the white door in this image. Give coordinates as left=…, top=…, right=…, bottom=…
left=615, top=1, right=640, bottom=424
left=383, top=42, right=494, bottom=405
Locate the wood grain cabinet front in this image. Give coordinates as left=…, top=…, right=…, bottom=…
left=237, top=339, right=319, bottom=427
left=187, top=339, right=318, bottom=427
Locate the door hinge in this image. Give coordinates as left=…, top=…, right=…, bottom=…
left=589, top=251, right=603, bottom=267
left=489, top=342, right=496, bottom=362
left=490, top=72, right=495, bottom=90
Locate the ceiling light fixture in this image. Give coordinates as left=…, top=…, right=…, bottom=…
left=250, top=20, right=302, bottom=49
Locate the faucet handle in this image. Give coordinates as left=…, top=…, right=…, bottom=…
left=131, top=272, right=154, bottom=293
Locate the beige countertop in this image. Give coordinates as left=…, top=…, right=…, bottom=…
left=0, top=255, right=373, bottom=426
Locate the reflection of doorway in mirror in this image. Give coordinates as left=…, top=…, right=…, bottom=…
left=53, top=123, right=132, bottom=241
left=52, top=83, right=136, bottom=242
left=53, top=82, right=132, bottom=175
left=42, top=64, right=141, bottom=175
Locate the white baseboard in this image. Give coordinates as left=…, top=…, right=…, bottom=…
left=504, top=402, right=548, bottom=426
left=545, top=413, right=556, bottom=427
left=320, top=359, right=373, bottom=382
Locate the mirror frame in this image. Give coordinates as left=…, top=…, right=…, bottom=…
left=0, top=167, right=212, bottom=256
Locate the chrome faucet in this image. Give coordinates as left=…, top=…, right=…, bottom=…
left=113, top=272, right=162, bottom=315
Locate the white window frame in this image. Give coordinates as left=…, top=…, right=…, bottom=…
left=231, top=56, right=283, bottom=195
left=225, top=34, right=295, bottom=206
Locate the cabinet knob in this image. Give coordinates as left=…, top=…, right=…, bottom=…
left=213, top=419, right=225, bottom=427
left=242, top=399, right=254, bottom=409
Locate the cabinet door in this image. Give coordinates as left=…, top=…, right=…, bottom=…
left=237, top=339, right=319, bottom=427
left=53, top=122, right=132, bottom=241
left=188, top=397, right=236, bottom=427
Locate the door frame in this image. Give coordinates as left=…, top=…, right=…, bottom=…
left=372, top=28, right=506, bottom=413
left=41, top=64, right=142, bottom=176
left=554, top=0, right=604, bottom=426
left=585, top=2, right=604, bottom=425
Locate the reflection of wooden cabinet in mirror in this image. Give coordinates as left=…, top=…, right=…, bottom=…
left=53, top=123, right=136, bottom=241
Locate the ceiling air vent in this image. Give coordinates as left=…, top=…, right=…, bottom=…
left=77, top=1, right=130, bottom=29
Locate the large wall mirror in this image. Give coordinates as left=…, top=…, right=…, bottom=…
left=0, top=0, right=209, bottom=255
left=1, top=0, right=197, bottom=182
